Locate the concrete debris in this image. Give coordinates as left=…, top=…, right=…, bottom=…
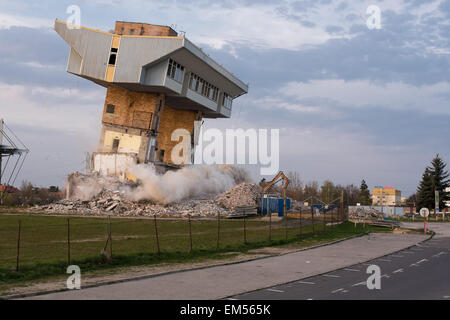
left=215, top=183, right=262, bottom=211
left=349, top=207, right=383, bottom=219
left=29, top=171, right=262, bottom=218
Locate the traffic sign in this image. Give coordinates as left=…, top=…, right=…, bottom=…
left=420, top=208, right=429, bottom=218
left=420, top=208, right=429, bottom=235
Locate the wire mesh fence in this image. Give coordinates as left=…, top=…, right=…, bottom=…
left=0, top=209, right=349, bottom=273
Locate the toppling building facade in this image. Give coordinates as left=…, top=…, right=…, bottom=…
left=55, top=20, right=248, bottom=179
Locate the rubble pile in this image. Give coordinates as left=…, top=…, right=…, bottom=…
left=32, top=195, right=232, bottom=217
left=29, top=169, right=262, bottom=218
left=215, top=183, right=262, bottom=210
left=349, top=207, right=383, bottom=219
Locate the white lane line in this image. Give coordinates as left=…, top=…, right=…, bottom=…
left=331, top=288, right=344, bottom=293
left=432, top=251, right=447, bottom=258
left=306, top=298, right=313, bottom=300
left=297, top=281, right=316, bottom=285
left=393, top=268, right=404, bottom=274
left=352, top=281, right=366, bottom=287
left=323, top=274, right=340, bottom=278
left=381, top=274, right=390, bottom=279
left=378, top=259, right=391, bottom=262
left=266, top=288, right=284, bottom=293
left=417, top=258, right=429, bottom=264
left=344, top=268, right=360, bottom=272
left=443, top=296, right=450, bottom=299
left=227, top=298, right=238, bottom=300
left=390, top=255, right=404, bottom=258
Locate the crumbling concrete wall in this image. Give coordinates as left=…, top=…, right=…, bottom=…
left=92, top=152, right=138, bottom=180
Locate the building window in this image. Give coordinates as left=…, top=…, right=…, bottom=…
left=106, top=104, right=115, bottom=114
left=129, top=29, right=135, bottom=35
left=108, top=47, right=118, bottom=66
left=188, top=72, right=219, bottom=102
left=112, top=139, right=120, bottom=152
left=167, top=59, right=184, bottom=83
left=222, top=93, right=233, bottom=109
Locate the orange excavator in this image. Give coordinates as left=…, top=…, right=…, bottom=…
left=262, top=171, right=290, bottom=216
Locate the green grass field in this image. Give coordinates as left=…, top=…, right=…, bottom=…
left=0, top=212, right=375, bottom=285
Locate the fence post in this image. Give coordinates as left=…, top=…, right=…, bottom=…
left=216, top=212, right=221, bottom=249
left=299, top=210, right=302, bottom=237
left=269, top=210, right=272, bottom=242
left=67, top=218, right=71, bottom=266
left=311, top=202, right=315, bottom=235
left=188, top=214, right=193, bottom=253
left=154, top=215, right=161, bottom=256
left=323, top=210, right=326, bottom=233
left=243, top=214, right=247, bottom=245
left=285, top=213, right=288, bottom=241
left=16, top=220, right=21, bottom=272
left=108, top=215, right=112, bottom=260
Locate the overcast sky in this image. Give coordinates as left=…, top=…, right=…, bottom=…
left=0, top=0, right=449, bottom=196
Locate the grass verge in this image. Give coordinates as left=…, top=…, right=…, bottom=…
left=0, top=213, right=384, bottom=287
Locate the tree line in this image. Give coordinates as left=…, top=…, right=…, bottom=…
left=280, top=171, right=372, bottom=206
left=416, top=154, right=450, bottom=211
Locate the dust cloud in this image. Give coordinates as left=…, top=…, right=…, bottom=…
left=127, top=164, right=249, bottom=204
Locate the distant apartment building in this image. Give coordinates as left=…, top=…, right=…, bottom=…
left=372, top=186, right=401, bottom=206
left=446, top=187, right=450, bottom=207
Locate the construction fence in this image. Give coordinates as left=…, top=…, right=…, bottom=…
left=0, top=208, right=348, bottom=273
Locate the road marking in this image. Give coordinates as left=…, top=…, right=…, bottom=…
left=344, top=268, right=360, bottom=272
left=443, top=296, right=450, bottom=299
left=227, top=298, right=238, bottom=300
left=417, top=258, right=428, bottom=264
left=378, top=258, right=391, bottom=262
left=352, top=281, right=366, bottom=287
left=266, top=288, right=284, bottom=293
left=381, top=274, right=390, bottom=279
left=323, top=274, right=340, bottom=278
left=297, top=281, right=315, bottom=285
left=332, top=288, right=344, bottom=293
left=432, top=251, right=447, bottom=258
left=306, top=298, right=313, bottom=300
left=393, top=268, right=404, bottom=274
left=390, top=255, right=404, bottom=258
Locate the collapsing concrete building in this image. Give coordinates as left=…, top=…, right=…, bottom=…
left=54, top=20, right=248, bottom=178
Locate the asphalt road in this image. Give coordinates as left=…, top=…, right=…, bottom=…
left=230, top=236, right=450, bottom=300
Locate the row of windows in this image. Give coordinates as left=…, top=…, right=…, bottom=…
left=222, top=93, right=233, bottom=109
left=167, top=59, right=233, bottom=108
left=167, top=59, right=184, bottom=83
left=188, top=73, right=219, bottom=102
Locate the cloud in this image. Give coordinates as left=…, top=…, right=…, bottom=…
left=0, top=13, right=52, bottom=29
left=280, top=79, right=450, bottom=115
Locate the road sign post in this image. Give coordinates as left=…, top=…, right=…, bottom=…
left=420, top=208, right=429, bottom=235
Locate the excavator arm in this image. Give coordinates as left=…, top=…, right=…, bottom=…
left=263, top=171, right=290, bottom=196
